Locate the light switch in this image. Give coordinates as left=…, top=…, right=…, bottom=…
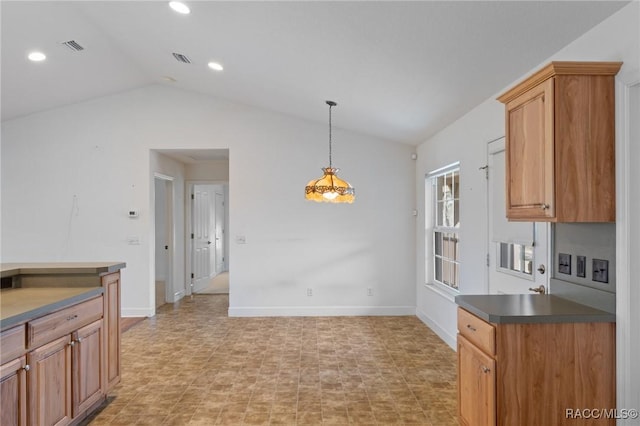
left=576, top=256, right=586, bottom=278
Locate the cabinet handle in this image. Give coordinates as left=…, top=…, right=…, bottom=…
left=466, top=324, right=477, bottom=332
left=77, top=337, right=83, bottom=343
left=66, top=314, right=78, bottom=321
left=481, top=366, right=491, bottom=374
left=69, top=340, right=75, bottom=347
left=23, top=364, right=30, bottom=372
left=539, top=204, right=549, bottom=210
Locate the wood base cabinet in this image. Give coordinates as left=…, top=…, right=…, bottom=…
left=457, top=307, right=616, bottom=426
left=458, top=335, right=495, bottom=426
left=26, top=320, right=104, bottom=426
left=28, top=336, right=72, bottom=426
left=0, top=356, right=28, bottom=426
left=101, top=272, right=121, bottom=391
left=72, top=320, right=104, bottom=417
left=497, top=61, right=622, bottom=222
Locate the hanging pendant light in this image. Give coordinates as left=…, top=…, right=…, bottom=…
left=305, top=101, right=355, bottom=203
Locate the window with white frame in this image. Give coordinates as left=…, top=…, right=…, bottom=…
left=427, top=164, right=460, bottom=290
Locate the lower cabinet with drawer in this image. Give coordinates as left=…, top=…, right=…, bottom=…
left=0, top=295, right=105, bottom=426
left=457, top=307, right=616, bottom=426
left=0, top=356, right=27, bottom=426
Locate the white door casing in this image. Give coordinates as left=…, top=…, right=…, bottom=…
left=214, top=191, right=225, bottom=274
left=487, top=137, right=549, bottom=294
left=153, top=174, right=174, bottom=307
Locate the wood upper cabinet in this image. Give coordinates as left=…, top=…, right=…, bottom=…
left=498, top=61, right=622, bottom=222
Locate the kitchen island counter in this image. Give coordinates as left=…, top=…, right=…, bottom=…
left=0, top=286, right=104, bottom=330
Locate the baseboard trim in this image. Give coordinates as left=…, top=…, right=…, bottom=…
left=121, top=308, right=153, bottom=317
left=416, top=308, right=457, bottom=350
left=170, top=290, right=185, bottom=303
left=228, top=305, right=416, bottom=317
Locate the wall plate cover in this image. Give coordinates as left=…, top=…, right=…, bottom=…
left=592, top=258, right=609, bottom=283
left=576, top=256, right=586, bottom=278
left=558, top=253, right=571, bottom=275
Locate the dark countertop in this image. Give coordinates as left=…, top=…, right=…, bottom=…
left=1, top=262, right=126, bottom=278
left=0, top=287, right=104, bottom=330
left=455, top=294, right=616, bottom=324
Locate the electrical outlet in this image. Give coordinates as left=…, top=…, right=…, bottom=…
left=576, top=256, right=586, bottom=278
left=306, top=288, right=313, bottom=296
left=367, top=288, right=373, bottom=296
left=592, top=259, right=609, bottom=283
left=558, top=253, right=571, bottom=275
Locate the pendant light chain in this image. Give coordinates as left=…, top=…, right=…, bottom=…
left=328, top=102, right=333, bottom=169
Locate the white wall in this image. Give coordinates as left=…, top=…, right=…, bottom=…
left=1, top=85, right=416, bottom=317
left=185, top=161, right=229, bottom=181
left=415, top=0, right=639, bottom=416
left=415, top=98, right=503, bottom=347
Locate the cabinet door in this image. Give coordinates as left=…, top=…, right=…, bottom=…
left=101, top=272, right=121, bottom=391
left=27, top=336, right=72, bottom=426
left=72, top=320, right=104, bottom=417
left=505, top=78, right=555, bottom=220
left=0, top=356, right=27, bottom=426
left=458, top=335, right=495, bottom=426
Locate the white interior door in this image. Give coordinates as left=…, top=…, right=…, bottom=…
left=192, top=185, right=213, bottom=292
left=488, top=138, right=549, bottom=294
left=214, top=191, right=225, bottom=274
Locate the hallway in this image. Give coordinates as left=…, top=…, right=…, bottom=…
left=85, top=295, right=457, bottom=425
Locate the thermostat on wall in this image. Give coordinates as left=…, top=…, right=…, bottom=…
left=128, top=210, right=139, bottom=218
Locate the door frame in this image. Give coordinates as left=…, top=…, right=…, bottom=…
left=615, top=70, right=639, bottom=418
left=486, top=137, right=550, bottom=294
left=153, top=173, right=175, bottom=309
left=185, top=180, right=229, bottom=296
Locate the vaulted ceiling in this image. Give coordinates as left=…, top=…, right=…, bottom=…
left=1, top=1, right=628, bottom=144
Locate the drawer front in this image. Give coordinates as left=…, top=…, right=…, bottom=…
left=0, top=325, right=26, bottom=364
left=457, top=308, right=495, bottom=355
left=27, top=296, right=103, bottom=349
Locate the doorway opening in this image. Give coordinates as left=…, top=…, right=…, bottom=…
left=187, top=182, right=229, bottom=295
left=154, top=174, right=174, bottom=309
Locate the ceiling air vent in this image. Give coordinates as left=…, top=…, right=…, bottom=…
left=172, top=52, right=191, bottom=64
left=60, top=40, right=85, bottom=52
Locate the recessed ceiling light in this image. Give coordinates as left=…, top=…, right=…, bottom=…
left=208, top=62, right=224, bottom=71
left=169, top=1, right=190, bottom=14
left=28, top=51, right=46, bottom=62
left=162, top=76, right=177, bottom=83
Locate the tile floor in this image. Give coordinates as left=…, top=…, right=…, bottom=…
left=84, top=295, right=458, bottom=425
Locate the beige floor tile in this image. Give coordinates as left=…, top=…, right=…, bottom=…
left=87, top=295, right=456, bottom=426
